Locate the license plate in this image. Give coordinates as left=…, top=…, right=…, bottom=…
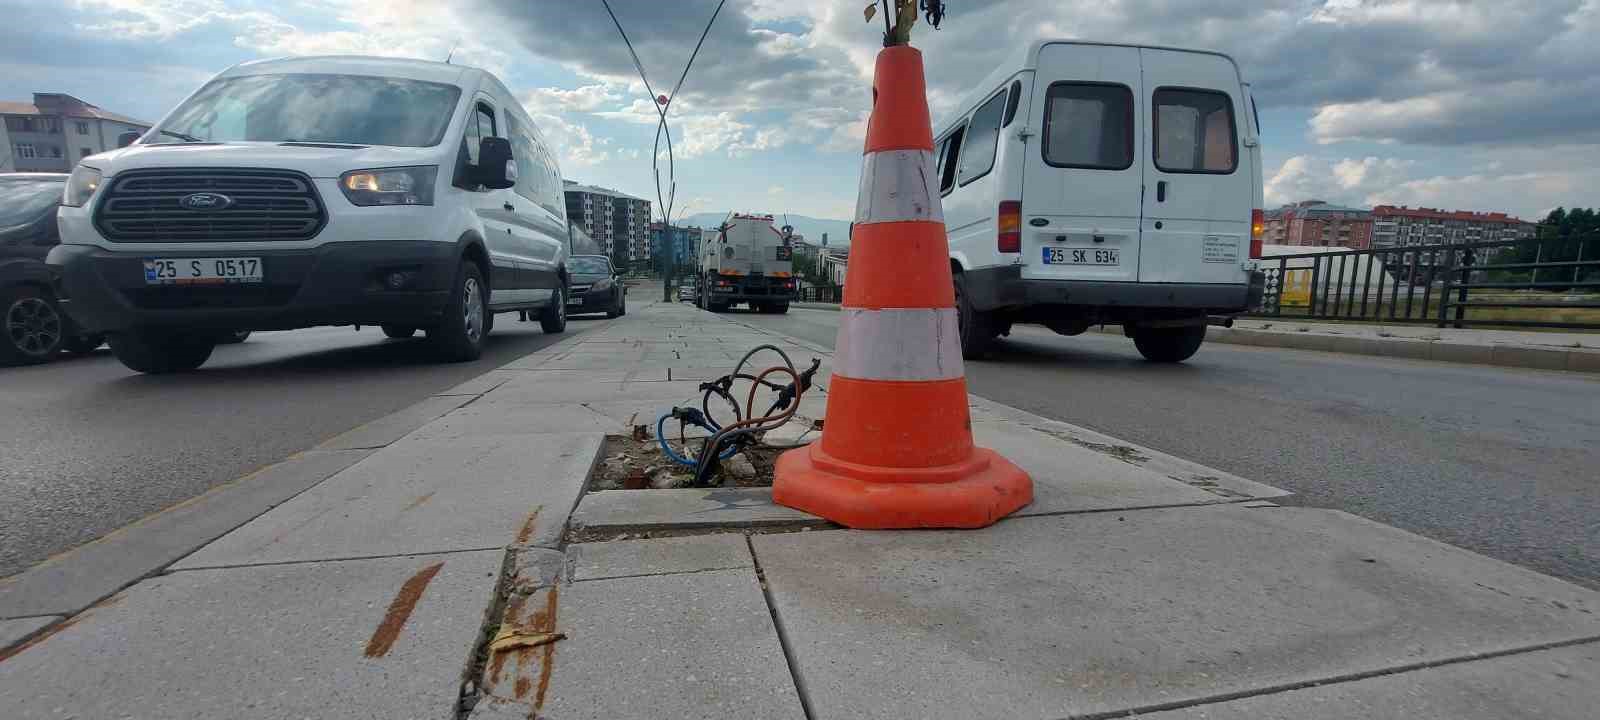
left=1043, top=247, right=1119, bottom=266
left=144, top=258, right=263, bottom=285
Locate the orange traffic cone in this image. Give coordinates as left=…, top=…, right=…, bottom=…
left=772, top=46, right=1033, bottom=529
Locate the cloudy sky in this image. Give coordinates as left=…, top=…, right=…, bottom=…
left=2, top=0, right=1596, bottom=222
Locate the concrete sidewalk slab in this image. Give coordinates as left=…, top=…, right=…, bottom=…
left=403, top=402, right=627, bottom=441
left=0, top=551, right=499, bottom=720
left=1140, top=642, right=1600, bottom=720
left=315, top=394, right=475, bottom=450
left=570, top=534, right=753, bottom=581
left=515, top=568, right=807, bottom=719
left=479, top=378, right=710, bottom=406
left=434, top=369, right=519, bottom=396
left=752, top=505, right=1600, bottom=720
left=0, top=448, right=373, bottom=620
left=175, top=433, right=602, bottom=569
left=570, top=488, right=830, bottom=536
left=970, top=423, right=1229, bottom=515
left=970, top=396, right=1288, bottom=501
left=0, top=615, right=58, bottom=652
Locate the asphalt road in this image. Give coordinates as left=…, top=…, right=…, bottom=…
left=732, top=304, right=1600, bottom=589
left=0, top=312, right=611, bottom=578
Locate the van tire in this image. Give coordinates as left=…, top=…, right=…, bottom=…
left=953, top=272, right=995, bottom=359
left=109, top=331, right=215, bottom=374
left=429, top=261, right=488, bottom=362
left=382, top=325, right=416, bottom=339
left=540, top=286, right=568, bottom=334
left=1132, top=325, right=1206, bottom=363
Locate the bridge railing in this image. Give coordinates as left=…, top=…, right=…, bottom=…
left=1250, top=233, right=1600, bottom=330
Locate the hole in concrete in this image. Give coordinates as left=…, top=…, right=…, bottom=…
left=590, top=433, right=792, bottom=491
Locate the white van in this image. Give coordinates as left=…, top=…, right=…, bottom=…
left=50, top=56, right=572, bottom=373
left=935, top=40, right=1265, bottom=362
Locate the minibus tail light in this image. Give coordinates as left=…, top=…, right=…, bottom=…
left=998, top=201, right=1021, bottom=253
left=1250, top=209, right=1265, bottom=259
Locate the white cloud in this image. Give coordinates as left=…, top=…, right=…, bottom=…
left=1266, top=147, right=1598, bottom=220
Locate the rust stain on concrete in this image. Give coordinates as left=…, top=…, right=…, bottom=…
left=533, top=585, right=560, bottom=709
left=489, top=593, right=530, bottom=684
left=363, top=561, right=445, bottom=658
left=515, top=506, right=543, bottom=544
left=401, top=491, right=436, bottom=512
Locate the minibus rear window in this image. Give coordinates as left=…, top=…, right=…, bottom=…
left=1153, top=87, right=1237, bottom=174
left=1042, top=83, right=1133, bottom=170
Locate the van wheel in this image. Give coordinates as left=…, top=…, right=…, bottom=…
left=429, top=261, right=488, bottom=362
left=953, top=272, right=995, bottom=359
left=2, top=285, right=65, bottom=366
left=109, top=331, right=215, bottom=374
left=1132, top=325, right=1207, bottom=363
left=540, top=286, right=568, bottom=334
left=381, top=325, right=416, bottom=339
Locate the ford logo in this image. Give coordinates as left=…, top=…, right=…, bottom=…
left=178, top=192, right=233, bottom=211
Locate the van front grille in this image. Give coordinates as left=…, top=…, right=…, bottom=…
left=95, top=168, right=326, bottom=242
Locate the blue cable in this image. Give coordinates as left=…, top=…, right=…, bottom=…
left=657, top=411, right=736, bottom=467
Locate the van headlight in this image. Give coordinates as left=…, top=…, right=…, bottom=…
left=339, top=166, right=437, bottom=206
left=62, top=165, right=102, bottom=207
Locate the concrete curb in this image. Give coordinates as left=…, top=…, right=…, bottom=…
left=1091, top=325, right=1599, bottom=374
left=791, top=301, right=1597, bottom=373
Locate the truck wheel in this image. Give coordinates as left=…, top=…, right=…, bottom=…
left=2, top=285, right=65, bottom=366
left=540, top=285, right=568, bottom=334
left=1132, top=325, right=1206, bottom=363
left=953, top=272, right=995, bottom=359
left=109, top=331, right=215, bottom=374
left=769, top=302, right=789, bottom=315
left=429, top=261, right=488, bottom=362
left=382, top=325, right=416, bottom=339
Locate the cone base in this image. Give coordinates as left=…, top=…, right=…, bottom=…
left=772, top=444, right=1033, bottom=529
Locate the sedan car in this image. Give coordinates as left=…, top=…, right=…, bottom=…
left=1, top=173, right=104, bottom=365
left=678, top=283, right=697, bottom=302
left=566, top=255, right=626, bottom=318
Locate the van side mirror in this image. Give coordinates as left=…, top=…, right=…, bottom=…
left=117, top=131, right=141, bottom=148
left=475, top=137, right=516, bottom=190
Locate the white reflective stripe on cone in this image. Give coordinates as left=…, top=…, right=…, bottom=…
left=854, top=149, right=943, bottom=226
left=833, top=307, right=964, bottom=382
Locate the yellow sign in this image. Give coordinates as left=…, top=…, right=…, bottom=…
left=1280, top=269, right=1312, bottom=307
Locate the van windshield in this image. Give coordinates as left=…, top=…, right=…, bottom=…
left=151, top=73, right=462, bottom=147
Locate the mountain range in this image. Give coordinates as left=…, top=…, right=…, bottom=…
left=679, top=212, right=851, bottom=247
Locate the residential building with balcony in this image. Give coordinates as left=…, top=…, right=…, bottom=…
left=1261, top=201, right=1374, bottom=249
left=1370, top=205, right=1535, bottom=249
left=1, top=93, right=151, bottom=173
left=563, top=182, right=652, bottom=266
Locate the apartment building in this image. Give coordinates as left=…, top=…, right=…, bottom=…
left=563, top=182, right=653, bottom=264
left=1261, top=201, right=1374, bottom=249
left=1370, top=206, right=1535, bottom=248
left=1, top=93, right=151, bottom=173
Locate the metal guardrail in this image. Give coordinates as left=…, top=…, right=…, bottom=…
left=1250, top=234, right=1600, bottom=329
left=798, top=285, right=844, bottom=303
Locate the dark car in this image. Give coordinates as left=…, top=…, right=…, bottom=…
left=566, top=255, right=626, bottom=318
left=1, top=173, right=103, bottom=365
